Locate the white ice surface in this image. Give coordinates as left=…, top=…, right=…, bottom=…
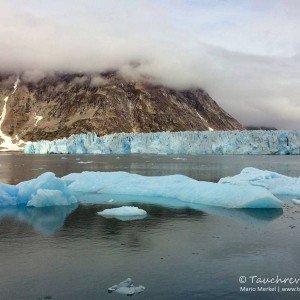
left=220, top=167, right=300, bottom=198
left=98, top=206, right=147, bottom=220
left=108, top=278, right=145, bottom=296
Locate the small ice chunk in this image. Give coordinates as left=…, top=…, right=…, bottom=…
left=77, top=161, right=93, bottom=164
left=98, top=206, right=147, bottom=221
left=292, top=199, right=300, bottom=205
left=108, top=278, right=145, bottom=296
left=98, top=206, right=146, bottom=217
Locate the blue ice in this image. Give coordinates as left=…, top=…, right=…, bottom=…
left=24, top=130, right=300, bottom=155
left=0, top=170, right=282, bottom=209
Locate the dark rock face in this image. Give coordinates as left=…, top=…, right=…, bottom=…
left=0, top=72, right=243, bottom=142
left=246, top=126, right=277, bottom=131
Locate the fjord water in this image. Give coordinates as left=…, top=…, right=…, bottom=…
left=0, top=154, right=299, bottom=299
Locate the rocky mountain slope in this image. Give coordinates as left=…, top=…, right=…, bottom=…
left=0, top=72, right=243, bottom=149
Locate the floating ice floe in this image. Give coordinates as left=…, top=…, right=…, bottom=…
left=63, top=171, right=281, bottom=209
left=0, top=170, right=282, bottom=208
left=108, top=278, right=145, bottom=296
left=219, top=167, right=300, bottom=198
left=98, top=206, right=147, bottom=221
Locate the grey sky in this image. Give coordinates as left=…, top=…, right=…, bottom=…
left=0, top=0, right=299, bottom=128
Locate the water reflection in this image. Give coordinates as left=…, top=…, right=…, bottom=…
left=0, top=204, right=78, bottom=235
left=0, top=198, right=282, bottom=235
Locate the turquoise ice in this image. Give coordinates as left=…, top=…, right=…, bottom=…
left=24, top=130, right=300, bottom=155
left=0, top=170, right=282, bottom=209
left=220, top=167, right=300, bottom=198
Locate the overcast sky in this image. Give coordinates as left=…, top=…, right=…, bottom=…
left=0, top=0, right=299, bottom=129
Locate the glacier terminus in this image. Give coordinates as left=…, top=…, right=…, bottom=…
left=24, top=130, right=300, bottom=155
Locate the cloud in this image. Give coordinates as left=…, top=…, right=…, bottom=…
left=71, top=75, right=89, bottom=85
left=21, top=70, right=46, bottom=83
left=0, top=0, right=299, bottom=129
left=90, top=75, right=107, bottom=87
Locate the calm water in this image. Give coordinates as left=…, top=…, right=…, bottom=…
left=0, top=153, right=299, bottom=300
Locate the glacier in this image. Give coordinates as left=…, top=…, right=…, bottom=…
left=24, top=130, right=300, bottom=155
left=220, top=167, right=300, bottom=198
left=0, top=170, right=282, bottom=209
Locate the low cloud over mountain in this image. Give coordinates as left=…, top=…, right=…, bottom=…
left=0, top=0, right=299, bottom=129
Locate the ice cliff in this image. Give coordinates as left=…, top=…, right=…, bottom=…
left=24, top=130, right=300, bottom=155
left=0, top=170, right=282, bottom=209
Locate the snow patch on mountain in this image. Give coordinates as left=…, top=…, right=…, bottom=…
left=0, top=78, right=27, bottom=151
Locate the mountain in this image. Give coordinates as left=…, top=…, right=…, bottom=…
left=0, top=72, right=243, bottom=148
left=246, top=126, right=277, bottom=131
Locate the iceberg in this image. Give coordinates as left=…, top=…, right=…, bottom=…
left=18, top=172, right=77, bottom=207
left=63, top=171, right=281, bottom=208
left=98, top=206, right=147, bottom=221
left=0, top=170, right=281, bottom=209
left=0, top=172, right=77, bottom=207
left=220, top=167, right=300, bottom=198
left=24, top=130, right=300, bottom=155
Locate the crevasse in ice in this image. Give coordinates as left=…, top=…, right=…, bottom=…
left=24, top=130, right=300, bottom=155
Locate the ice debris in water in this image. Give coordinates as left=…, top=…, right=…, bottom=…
left=24, top=130, right=300, bottom=155
left=220, top=167, right=300, bottom=198
left=98, top=206, right=147, bottom=221
left=108, top=278, right=145, bottom=296
left=0, top=170, right=282, bottom=208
